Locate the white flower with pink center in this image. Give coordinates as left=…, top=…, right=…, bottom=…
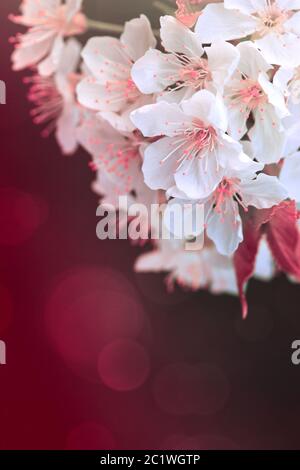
left=131, top=89, right=258, bottom=200
left=25, top=38, right=82, bottom=154
left=225, top=41, right=289, bottom=163
left=10, top=0, right=86, bottom=76
left=131, top=15, right=240, bottom=103
left=167, top=163, right=287, bottom=255
left=76, top=114, right=145, bottom=196
left=196, top=0, right=300, bottom=67
left=76, top=15, right=156, bottom=133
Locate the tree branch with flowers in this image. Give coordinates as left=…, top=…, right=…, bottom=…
left=9, top=0, right=300, bottom=316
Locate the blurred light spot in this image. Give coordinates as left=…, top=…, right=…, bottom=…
left=153, top=362, right=229, bottom=416
left=45, top=267, right=147, bottom=381
left=98, top=339, right=150, bottom=392
left=0, top=187, right=47, bottom=245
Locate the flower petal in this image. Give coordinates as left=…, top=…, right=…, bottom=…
left=255, top=32, right=300, bottom=68
left=160, top=15, right=204, bottom=57
left=195, top=3, right=258, bottom=43
left=249, top=104, right=286, bottom=163
left=131, top=49, right=179, bottom=94
left=131, top=101, right=191, bottom=137
left=206, top=199, right=243, bottom=256
left=205, top=40, right=240, bottom=91
left=280, top=152, right=300, bottom=202
left=241, top=174, right=288, bottom=209
left=142, top=137, right=178, bottom=190
left=121, top=15, right=156, bottom=62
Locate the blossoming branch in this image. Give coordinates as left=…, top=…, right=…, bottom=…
left=9, top=0, right=300, bottom=316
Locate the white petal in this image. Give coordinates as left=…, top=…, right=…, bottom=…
left=227, top=99, right=249, bottom=140
left=224, top=0, right=260, bottom=14
left=195, top=3, right=258, bottom=43
left=217, top=135, right=263, bottom=173
left=181, top=90, right=228, bottom=131
left=258, top=72, right=289, bottom=118
left=205, top=40, right=240, bottom=91
left=284, top=11, right=300, bottom=35
left=100, top=94, right=152, bottom=133
left=280, top=152, right=300, bottom=202
left=174, top=151, right=225, bottom=199
left=237, top=41, right=271, bottom=79
left=206, top=200, right=243, bottom=256
left=56, top=103, right=79, bottom=155
left=12, top=35, right=53, bottom=71
left=121, top=15, right=156, bottom=62
left=255, top=33, right=300, bottom=68
left=273, top=67, right=294, bottom=95
left=76, top=77, right=127, bottom=112
left=160, top=15, right=204, bottom=57
left=142, top=137, right=177, bottom=190
left=38, top=35, right=64, bottom=76
left=277, top=0, right=300, bottom=8
left=81, top=37, right=129, bottom=82
left=283, top=102, right=300, bottom=155
left=57, top=38, right=81, bottom=75
left=131, top=49, right=180, bottom=94
left=240, top=174, right=288, bottom=209
left=131, top=101, right=191, bottom=137
left=250, top=104, right=286, bottom=163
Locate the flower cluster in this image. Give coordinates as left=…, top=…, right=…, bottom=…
left=10, top=0, right=300, bottom=316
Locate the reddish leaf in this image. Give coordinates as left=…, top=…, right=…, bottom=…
left=234, top=203, right=294, bottom=318
left=234, top=213, right=262, bottom=319
left=266, top=200, right=300, bottom=279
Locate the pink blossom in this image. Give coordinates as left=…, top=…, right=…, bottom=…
left=10, top=0, right=86, bottom=75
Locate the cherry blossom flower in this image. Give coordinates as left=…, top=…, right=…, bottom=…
left=76, top=113, right=145, bottom=196
left=135, top=238, right=238, bottom=294
left=195, top=0, right=300, bottom=67
left=77, top=15, right=156, bottom=133
left=131, top=15, right=240, bottom=103
left=166, top=161, right=287, bottom=255
left=225, top=41, right=289, bottom=163
left=10, top=0, right=86, bottom=76
left=25, top=38, right=82, bottom=154
left=131, top=90, right=255, bottom=200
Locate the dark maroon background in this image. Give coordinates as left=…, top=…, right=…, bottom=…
left=1, top=0, right=300, bottom=451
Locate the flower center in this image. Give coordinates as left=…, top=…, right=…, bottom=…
left=104, top=77, right=140, bottom=106
left=185, top=120, right=217, bottom=153
left=160, top=118, right=219, bottom=177
left=213, top=178, right=238, bottom=214
left=256, top=2, right=290, bottom=36
left=178, top=58, right=211, bottom=89
left=24, top=74, right=64, bottom=137
left=229, top=78, right=267, bottom=113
